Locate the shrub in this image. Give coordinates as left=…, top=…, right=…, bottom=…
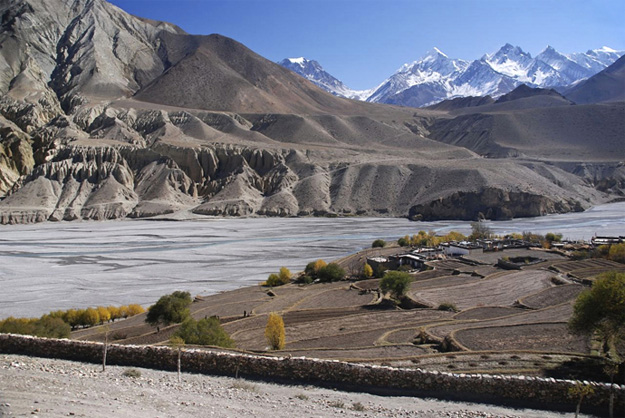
left=265, top=312, right=285, bottom=350
left=397, top=236, right=410, bottom=247
left=174, top=317, right=235, bottom=348
left=352, top=402, right=365, bottom=411
left=380, top=271, right=413, bottom=299
left=145, top=291, right=192, bottom=327
left=317, top=263, right=346, bottom=282
left=372, top=239, right=386, bottom=248
left=437, top=302, right=459, bottom=312
left=122, top=368, right=142, bottom=378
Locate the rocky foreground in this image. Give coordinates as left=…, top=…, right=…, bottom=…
left=0, top=354, right=589, bottom=418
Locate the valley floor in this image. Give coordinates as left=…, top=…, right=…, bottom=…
left=0, top=354, right=590, bottom=418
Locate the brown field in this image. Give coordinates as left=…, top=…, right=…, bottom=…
left=70, top=248, right=624, bottom=379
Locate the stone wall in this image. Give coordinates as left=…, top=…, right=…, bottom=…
left=1, top=334, right=623, bottom=414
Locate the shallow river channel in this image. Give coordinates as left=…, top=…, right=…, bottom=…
left=1, top=202, right=624, bottom=318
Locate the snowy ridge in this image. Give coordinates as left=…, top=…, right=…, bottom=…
left=279, top=44, right=624, bottom=107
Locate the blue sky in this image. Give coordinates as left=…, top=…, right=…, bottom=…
left=108, top=0, right=625, bottom=90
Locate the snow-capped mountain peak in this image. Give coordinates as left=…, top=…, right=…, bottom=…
left=279, top=44, right=624, bottom=108
left=278, top=57, right=373, bottom=100
left=285, top=57, right=307, bottom=66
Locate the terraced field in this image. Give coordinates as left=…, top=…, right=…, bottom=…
left=71, top=249, right=623, bottom=378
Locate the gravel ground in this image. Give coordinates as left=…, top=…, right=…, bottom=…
left=0, top=354, right=593, bottom=418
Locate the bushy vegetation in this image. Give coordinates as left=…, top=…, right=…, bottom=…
left=398, top=230, right=467, bottom=248
left=0, top=303, right=146, bottom=337
left=372, top=239, right=386, bottom=248
left=174, top=317, right=235, bottom=348
left=437, top=302, right=459, bottom=312
left=317, top=263, right=346, bottom=282
left=0, top=315, right=70, bottom=338
left=122, top=368, right=142, bottom=378
left=265, top=312, right=285, bottom=350
left=145, top=291, right=192, bottom=327
left=264, top=266, right=293, bottom=287
left=379, top=271, right=413, bottom=300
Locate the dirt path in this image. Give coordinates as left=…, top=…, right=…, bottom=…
left=0, top=354, right=592, bottom=418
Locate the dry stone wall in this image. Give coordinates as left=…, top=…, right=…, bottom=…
left=1, top=334, right=623, bottom=414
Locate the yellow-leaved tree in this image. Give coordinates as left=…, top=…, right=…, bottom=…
left=362, top=263, right=373, bottom=278
left=265, top=312, right=285, bottom=350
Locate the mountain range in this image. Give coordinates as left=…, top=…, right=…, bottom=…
left=279, top=45, right=624, bottom=108
left=0, top=0, right=623, bottom=225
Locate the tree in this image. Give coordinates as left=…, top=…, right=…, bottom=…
left=469, top=221, right=492, bottom=240
left=317, top=263, right=345, bottom=282
left=33, top=316, right=70, bottom=338
left=126, top=304, right=145, bottom=317
left=569, top=271, right=625, bottom=360
left=145, top=291, right=192, bottom=328
left=81, top=307, right=100, bottom=327
left=545, top=232, right=563, bottom=243
left=397, top=236, right=410, bottom=247
left=107, top=306, right=121, bottom=322
left=265, top=312, right=285, bottom=350
left=362, top=263, right=373, bottom=279
left=372, top=239, right=386, bottom=248
left=97, top=306, right=111, bottom=324
left=174, top=317, right=235, bottom=348
left=380, top=271, right=413, bottom=300
left=608, top=243, right=625, bottom=264
left=569, top=383, right=595, bottom=418
left=169, top=336, right=185, bottom=383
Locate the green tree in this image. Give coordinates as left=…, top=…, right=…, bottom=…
left=568, top=271, right=625, bottom=360
left=608, top=243, right=625, bottom=264
left=317, top=263, right=346, bottom=282
left=265, top=312, right=285, bottom=350
left=372, top=239, right=386, bottom=248
left=145, top=291, right=192, bottom=327
left=174, top=317, right=235, bottom=348
left=397, top=236, right=410, bottom=247
left=545, top=232, right=563, bottom=243
left=33, top=316, right=71, bottom=338
left=380, top=271, right=413, bottom=300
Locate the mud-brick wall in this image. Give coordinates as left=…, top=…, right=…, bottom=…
left=1, top=334, right=623, bottom=414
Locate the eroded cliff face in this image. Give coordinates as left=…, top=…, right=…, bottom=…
left=0, top=0, right=622, bottom=224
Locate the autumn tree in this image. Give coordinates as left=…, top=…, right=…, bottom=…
left=126, top=304, right=145, bottom=317
left=380, top=271, right=413, bottom=300
left=145, top=291, right=192, bottom=328
left=265, top=312, right=285, bottom=350
left=81, top=307, right=100, bottom=327
left=362, top=263, right=373, bottom=279
left=97, top=306, right=111, bottom=324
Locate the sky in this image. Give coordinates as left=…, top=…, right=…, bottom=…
left=108, top=0, right=625, bottom=90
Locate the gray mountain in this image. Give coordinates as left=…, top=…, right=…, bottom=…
left=565, top=55, right=625, bottom=104
left=0, top=0, right=623, bottom=224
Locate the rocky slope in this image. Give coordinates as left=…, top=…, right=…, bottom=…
left=0, top=0, right=623, bottom=224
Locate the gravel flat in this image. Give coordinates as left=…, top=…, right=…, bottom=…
left=0, top=354, right=592, bottom=418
